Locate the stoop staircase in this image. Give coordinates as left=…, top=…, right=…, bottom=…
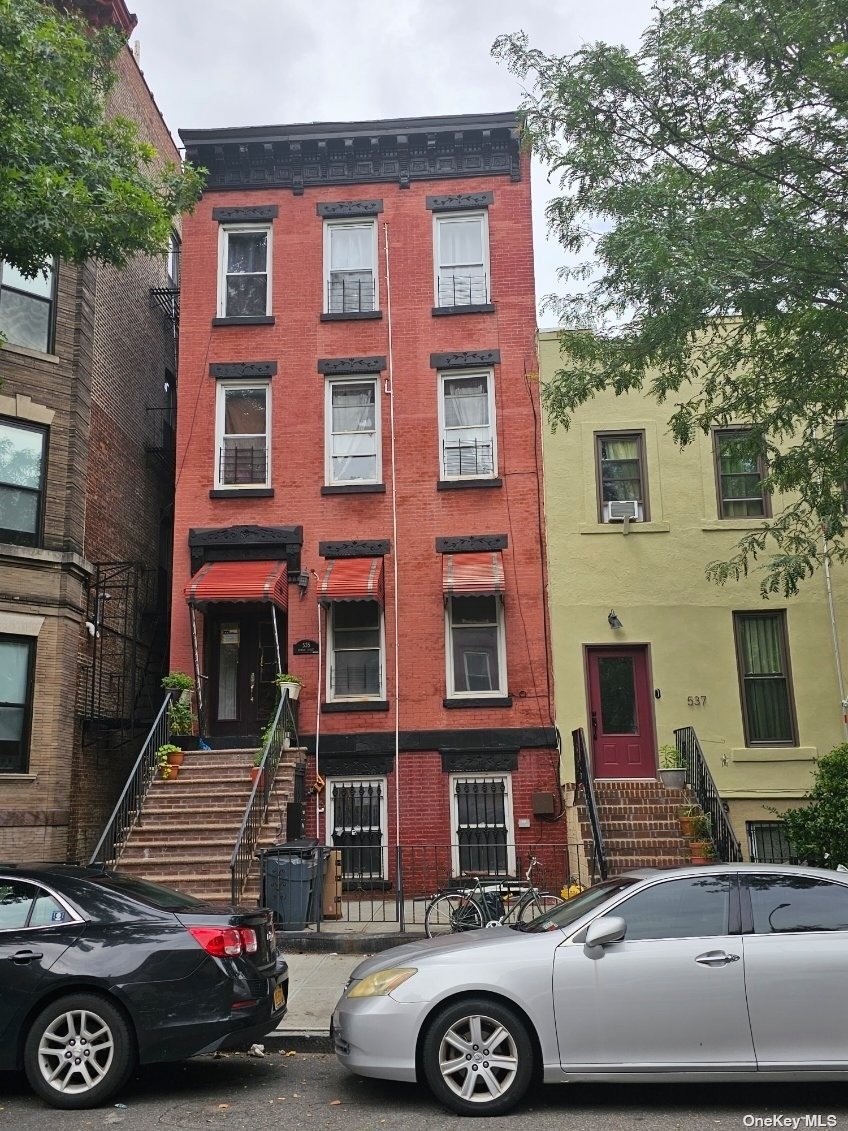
left=116, top=746, right=306, bottom=903
left=576, top=780, right=697, bottom=875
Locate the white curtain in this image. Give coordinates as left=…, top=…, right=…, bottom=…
left=439, top=218, right=483, bottom=266
left=330, top=225, right=372, bottom=270
left=332, top=384, right=376, bottom=481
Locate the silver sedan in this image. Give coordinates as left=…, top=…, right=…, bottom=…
left=332, top=863, right=848, bottom=1116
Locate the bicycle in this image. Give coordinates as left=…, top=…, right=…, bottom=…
left=424, top=856, right=564, bottom=937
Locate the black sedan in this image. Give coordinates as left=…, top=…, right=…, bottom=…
left=0, top=863, right=288, bottom=1109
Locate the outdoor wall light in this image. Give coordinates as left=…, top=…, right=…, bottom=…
left=608, top=609, right=624, bottom=630
left=297, top=570, right=310, bottom=597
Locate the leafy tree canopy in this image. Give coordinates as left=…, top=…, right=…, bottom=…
left=494, top=0, right=848, bottom=596
left=0, top=0, right=203, bottom=281
left=778, top=744, right=848, bottom=867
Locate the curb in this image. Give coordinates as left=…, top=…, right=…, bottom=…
left=267, top=1029, right=334, bottom=1054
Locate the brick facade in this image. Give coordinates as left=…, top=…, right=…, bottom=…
left=0, top=15, right=179, bottom=862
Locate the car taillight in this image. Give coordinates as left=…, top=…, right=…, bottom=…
left=188, top=926, right=243, bottom=957
left=239, top=927, right=258, bottom=954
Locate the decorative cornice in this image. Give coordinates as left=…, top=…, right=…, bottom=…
left=319, top=539, right=390, bottom=559
left=426, top=191, right=494, bottom=211
left=188, top=524, right=303, bottom=575
left=441, top=750, right=518, bottom=773
left=209, top=361, right=277, bottom=379
left=212, top=205, right=279, bottom=223
left=317, top=199, right=383, bottom=218
left=319, top=754, right=395, bottom=776
left=181, top=113, right=521, bottom=193
left=430, top=350, right=501, bottom=369
left=436, top=534, right=508, bottom=554
left=318, top=356, right=386, bottom=375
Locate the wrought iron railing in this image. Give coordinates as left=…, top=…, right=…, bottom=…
left=230, top=688, right=296, bottom=904
left=218, top=444, right=267, bottom=486
left=573, top=728, right=608, bottom=880
left=675, top=726, right=743, bottom=862
left=437, top=273, right=489, bottom=307
left=327, top=276, right=375, bottom=314
left=88, top=692, right=172, bottom=866
left=442, top=438, right=494, bottom=478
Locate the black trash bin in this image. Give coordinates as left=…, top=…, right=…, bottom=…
left=261, top=839, right=320, bottom=931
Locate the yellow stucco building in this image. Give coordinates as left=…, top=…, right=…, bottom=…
left=539, top=329, right=848, bottom=860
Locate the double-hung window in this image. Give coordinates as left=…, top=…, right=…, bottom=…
left=218, top=226, right=271, bottom=318
left=214, top=382, right=270, bottom=488
left=328, top=601, right=383, bottom=700
left=324, top=221, right=377, bottom=314
left=734, top=611, right=797, bottom=745
left=0, top=261, right=55, bottom=352
left=716, top=429, right=770, bottom=518
left=434, top=212, right=489, bottom=308
left=325, top=378, right=380, bottom=485
left=439, top=371, right=496, bottom=480
left=0, top=419, right=47, bottom=547
left=452, top=775, right=514, bottom=876
left=596, top=431, right=647, bottom=521
left=446, top=594, right=505, bottom=697
left=0, top=635, right=35, bottom=773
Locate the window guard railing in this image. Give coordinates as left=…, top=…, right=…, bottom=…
left=217, top=444, right=267, bottom=486
left=442, top=438, right=494, bottom=478
left=675, top=725, right=743, bottom=862
left=327, top=277, right=376, bottom=314
left=572, top=727, right=608, bottom=880
left=438, top=273, right=489, bottom=307
left=89, top=691, right=173, bottom=866
left=230, top=688, right=297, bottom=904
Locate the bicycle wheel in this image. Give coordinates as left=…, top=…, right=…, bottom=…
left=517, top=891, right=564, bottom=926
left=425, top=892, right=484, bottom=937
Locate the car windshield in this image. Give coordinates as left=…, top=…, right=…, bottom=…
left=93, top=872, right=210, bottom=911
left=518, top=876, right=640, bottom=933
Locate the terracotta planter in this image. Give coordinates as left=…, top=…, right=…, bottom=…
left=689, top=840, right=714, bottom=864
left=250, top=766, right=264, bottom=785
left=679, top=815, right=700, bottom=838
left=160, top=765, right=180, bottom=781
left=167, top=751, right=185, bottom=768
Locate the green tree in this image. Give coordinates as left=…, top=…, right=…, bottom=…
left=0, top=0, right=203, bottom=283
left=778, top=744, right=848, bottom=867
left=494, top=0, right=848, bottom=596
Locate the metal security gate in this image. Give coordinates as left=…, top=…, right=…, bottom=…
left=330, top=779, right=384, bottom=880
left=454, top=777, right=509, bottom=875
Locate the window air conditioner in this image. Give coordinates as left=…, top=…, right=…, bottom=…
left=607, top=499, right=640, bottom=521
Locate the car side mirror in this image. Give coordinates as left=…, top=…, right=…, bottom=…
left=585, top=915, right=626, bottom=948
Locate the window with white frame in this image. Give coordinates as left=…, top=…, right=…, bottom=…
left=446, top=594, right=505, bottom=697
left=451, top=775, right=514, bottom=876
left=434, top=212, right=489, bottom=308
left=325, top=378, right=381, bottom=485
left=324, top=220, right=377, bottom=314
left=214, top=382, right=270, bottom=488
left=328, top=600, right=383, bottom=700
left=439, top=371, right=496, bottom=480
left=328, top=777, right=386, bottom=880
left=218, top=226, right=271, bottom=318
left=0, top=261, right=55, bottom=352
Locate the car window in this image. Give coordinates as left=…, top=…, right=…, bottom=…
left=0, top=881, right=36, bottom=929
left=29, top=891, right=71, bottom=927
left=746, top=874, right=848, bottom=933
left=520, top=877, right=639, bottom=933
left=615, top=876, right=732, bottom=940
left=93, top=872, right=208, bottom=911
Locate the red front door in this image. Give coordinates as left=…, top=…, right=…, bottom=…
left=587, top=646, right=656, bottom=778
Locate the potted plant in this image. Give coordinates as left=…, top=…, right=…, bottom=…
left=688, top=814, right=715, bottom=863
left=678, top=804, right=701, bottom=838
left=274, top=672, right=302, bottom=701
left=162, top=673, right=197, bottom=749
left=249, top=749, right=264, bottom=785
left=155, top=743, right=183, bottom=781
left=658, top=743, right=686, bottom=789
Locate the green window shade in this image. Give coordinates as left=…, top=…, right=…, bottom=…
left=738, top=614, right=793, bottom=743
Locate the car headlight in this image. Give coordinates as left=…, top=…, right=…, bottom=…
left=347, top=967, right=417, bottom=998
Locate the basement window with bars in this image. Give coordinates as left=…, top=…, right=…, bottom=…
left=747, top=820, right=796, bottom=863
left=452, top=775, right=514, bottom=877
left=329, top=778, right=386, bottom=881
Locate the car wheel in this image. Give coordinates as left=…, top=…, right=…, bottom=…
left=424, top=893, right=483, bottom=937
left=422, top=997, right=534, bottom=1116
left=517, top=892, right=565, bottom=926
left=24, top=993, right=135, bottom=1110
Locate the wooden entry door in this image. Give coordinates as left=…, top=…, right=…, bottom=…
left=587, top=646, right=655, bottom=778
left=207, top=606, right=281, bottom=741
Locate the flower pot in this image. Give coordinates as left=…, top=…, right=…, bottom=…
left=658, top=767, right=685, bottom=789
left=277, top=680, right=301, bottom=702
left=160, top=765, right=180, bottom=781
left=679, top=815, right=700, bottom=838
left=689, top=840, right=713, bottom=864
left=167, top=751, right=185, bottom=768
left=249, top=766, right=264, bottom=785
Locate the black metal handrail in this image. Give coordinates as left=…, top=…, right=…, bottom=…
left=675, top=726, right=743, bottom=862
left=89, top=692, right=172, bottom=866
left=229, top=688, right=296, bottom=904
left=572, top=728, right=608, bottom=880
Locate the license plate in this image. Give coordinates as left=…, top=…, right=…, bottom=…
left=274, top=983, right=285, bottom=1011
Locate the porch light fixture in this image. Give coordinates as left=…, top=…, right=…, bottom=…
left=608, top=609, right=623, bottom=630
left=297, top=570, right=310, bottom=597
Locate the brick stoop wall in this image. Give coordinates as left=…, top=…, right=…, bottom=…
left=116, top=747, right=306, bottom=902
left=576, top=780, right=697, bottom=873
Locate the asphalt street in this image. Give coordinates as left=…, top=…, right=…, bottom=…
left=1, top=1052, right=847, bottom=1130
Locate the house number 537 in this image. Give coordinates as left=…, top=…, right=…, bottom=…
left=687, top=695, right=707, bottom=707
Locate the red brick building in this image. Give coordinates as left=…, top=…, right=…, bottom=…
left=173, top=113, right=558, bottom=884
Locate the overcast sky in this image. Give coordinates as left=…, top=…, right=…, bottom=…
left=127, top=0, right=655, bottom=317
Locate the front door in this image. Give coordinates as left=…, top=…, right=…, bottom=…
left=207, top=606, right=282, bottom=741
left=587, top=645, right=655, bottom=778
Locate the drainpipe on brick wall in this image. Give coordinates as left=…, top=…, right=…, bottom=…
left=384, top=222, right=402, bottom=874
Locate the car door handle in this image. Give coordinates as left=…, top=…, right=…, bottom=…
left=10, top=949, right=43, bottom=964
left=695, top=950, right=740, bottom=967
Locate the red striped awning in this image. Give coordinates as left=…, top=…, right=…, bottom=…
left=442, top=551, right=505, bottom=597
left=184, top=560, right=288, bottom=610
left=319, top=557, right=384, bottom=605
